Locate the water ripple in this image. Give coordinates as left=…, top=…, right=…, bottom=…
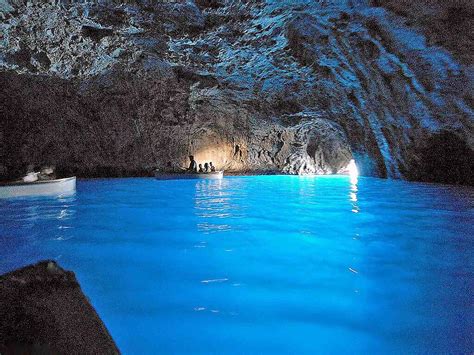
left=0, top=176, right=473, bottom=353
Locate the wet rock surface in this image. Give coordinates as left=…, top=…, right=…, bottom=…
left=370, top=0, right=474, bottom=65
left=0, top=260, right=119, bottom=354
left=0, top=0, right=472, bottom=184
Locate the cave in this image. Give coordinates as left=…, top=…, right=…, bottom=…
left=0, top=1, right=473, bottom=353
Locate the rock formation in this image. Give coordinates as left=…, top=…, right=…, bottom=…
left=0, top=0, right=472, bottom=184
left=0, top=260, right=119, bottom=354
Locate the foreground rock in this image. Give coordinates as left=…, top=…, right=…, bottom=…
left=0, top=260, right=119, bottom=354
left=0, top=0, right=472, bottom=184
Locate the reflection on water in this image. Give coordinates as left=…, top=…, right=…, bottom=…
left=0, top=194, right=76, bottom=225
left=0, top=194, right=77, bottom=270
left=350, top=178, right=359, bottom=213
left=194, top=179, right=238, bottom=233
left=0, top=176, right=473, bottom=354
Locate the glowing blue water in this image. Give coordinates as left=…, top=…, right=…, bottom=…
left=0, top=176, right=473, bottom=354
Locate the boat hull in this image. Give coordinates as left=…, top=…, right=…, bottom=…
left=0, top=177, right=76, bottom=198
left=155, top=171, right=224, bottom=180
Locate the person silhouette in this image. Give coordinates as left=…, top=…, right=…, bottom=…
left=188, top=155, right=198, bottom=172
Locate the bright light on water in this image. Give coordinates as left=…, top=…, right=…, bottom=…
left=348, top=159, right=358, bottom=176
left=0, top=176, right=473, bottom=353
left=347, top=159, right=359, bottom=184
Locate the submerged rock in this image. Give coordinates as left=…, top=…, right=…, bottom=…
left=0, top=0, right=472, bottom=184
left=0, top=260, right=119, bottom=354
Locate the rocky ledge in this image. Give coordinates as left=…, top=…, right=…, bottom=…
left=0, top=260, right=119, bottom=354
left=0, top=0, right=473, bottom=184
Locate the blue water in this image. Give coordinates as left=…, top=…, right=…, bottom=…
left=0, top=176, right=473, bottom=354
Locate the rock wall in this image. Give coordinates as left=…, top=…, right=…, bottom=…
left=371, top=0, right=474, bottom=65
left=0, top=0, right=473, bottom=184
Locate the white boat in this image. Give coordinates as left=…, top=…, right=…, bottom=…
left=0, top=177, right=76, bottom=198
left=154, top=170, right=224, bottom=180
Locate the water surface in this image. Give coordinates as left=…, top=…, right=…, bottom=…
left=0, top=176, right=473, bottom=353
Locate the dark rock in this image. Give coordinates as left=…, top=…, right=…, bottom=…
left=172, top=66, right=219, bottom=87
left=5, top=42, right=34, bottom=70
left=88, top=6, right=129, bottom=27
left=156, top=1, right=205, bottom=34
left=195, top=0, right=224, bottom=10
left=82, top=25, right=114, bottom=41
left=31, top=51, right=51, bottom=70
left=407, top=131, right=474, bottom=185
left=0, top=260, right=119, bottom=354
left=370, top=0, right=474, bottom=65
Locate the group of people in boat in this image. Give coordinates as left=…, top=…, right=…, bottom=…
left=17, top=158, right=215, bottom=182
left=187, top=155, right=216, bottom=173
left=21, top=165, right=56, bottom=182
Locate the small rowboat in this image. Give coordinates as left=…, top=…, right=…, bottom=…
left=155, top=170, right=224, bottom=180
left=0, top=177, right=76, bottom=198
